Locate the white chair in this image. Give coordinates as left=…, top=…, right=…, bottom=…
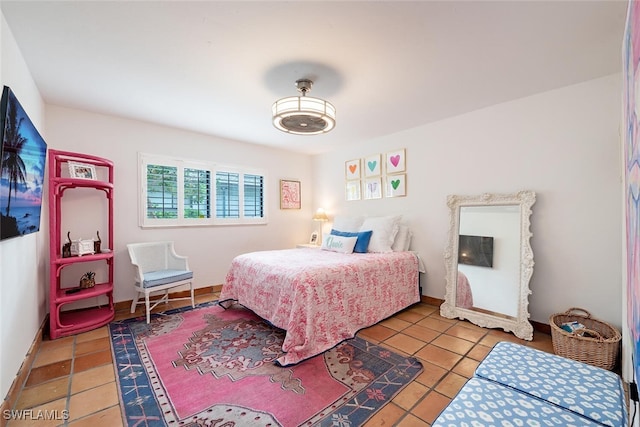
left=127, top=241, right=195, bottom=323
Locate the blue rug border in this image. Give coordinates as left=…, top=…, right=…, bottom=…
left=109, top=301, right=424, bottom=426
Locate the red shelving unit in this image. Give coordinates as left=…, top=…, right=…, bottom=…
left=48, top=149, right=115, bottom=339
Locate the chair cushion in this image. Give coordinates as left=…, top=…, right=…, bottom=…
left=433, top=377, right=603, bottom=426
left=475, top=341, right=627, bottom=427
left=142, top=269, right=193, bottom=288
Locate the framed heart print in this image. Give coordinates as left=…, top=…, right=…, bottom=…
left=386, top=149, right=406, bottom=174
left=386, top=174, right=406, bottom=197
left=364, top=154, right=381, bottom=177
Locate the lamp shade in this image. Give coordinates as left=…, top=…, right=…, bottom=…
left=312, top=208, right=329, bottom=222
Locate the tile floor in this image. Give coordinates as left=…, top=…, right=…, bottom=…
left=4, top=292, right=558, bottom=427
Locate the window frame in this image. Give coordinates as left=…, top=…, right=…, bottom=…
left=138, top=153, right=268, bottom=228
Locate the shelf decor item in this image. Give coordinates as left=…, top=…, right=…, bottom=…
left=68, top=161, right=97, bottom=179
left=70, top=238, right=95, bottom=256
left=79, top=271, right=96, bottom=289
left=94, top=230, right=101, bottom=254
left=62, top=231, right=72, bottom=258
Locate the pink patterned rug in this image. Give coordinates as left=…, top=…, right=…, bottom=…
left=109, top=301, right=422, bottom=426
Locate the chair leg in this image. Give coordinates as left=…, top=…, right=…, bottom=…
left=131, top=292, right=140, bottom=314
left=190, top=283, right=195, bottom=308
left=145, top=291, right=151, bottom=324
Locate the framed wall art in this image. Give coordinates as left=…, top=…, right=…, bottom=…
left=280, top=179, right=301, bottom=209
left=385, top=174, right=406, bottom=197
left=345, top=180, right=361, bottom=201
left=345, top=159, right=361, bottom=180
left=386, top=149, right=406, bottom=174
left=363, top=177, right=382, bottom=200
left=364, top=154, right=381, bottom=177
left=68, top=161, right=97, bottom=180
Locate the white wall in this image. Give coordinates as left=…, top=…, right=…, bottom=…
left=312, top=74, right=622, bottom=328
left=44, top=106, right=314, bottom=304
left=0, top=14, right=49, bottom=401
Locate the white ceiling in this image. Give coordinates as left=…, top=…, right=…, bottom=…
left=0, top=1, right=628, bottom=155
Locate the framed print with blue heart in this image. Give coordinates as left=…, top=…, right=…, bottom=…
left=364, top=154, right=381, bottom=177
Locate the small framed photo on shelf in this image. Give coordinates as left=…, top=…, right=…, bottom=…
left=309, top=231, right=319, bottom=245
left=68, top=162, right=97, bottom=180
left=364, top=154, right=382, bottom=177
left=280, top=179, right=301, bottom=209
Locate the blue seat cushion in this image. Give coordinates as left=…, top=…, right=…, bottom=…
left=475, top=341, right=627, bottom=427
left=142, top=269, right=193, bottom=288
left=433, top=377, right=603, bottom=426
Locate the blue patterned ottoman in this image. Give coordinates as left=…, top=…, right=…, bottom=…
left=474, top=341, right=627, bottom=427
left=433, top=377, right=603, bottom=426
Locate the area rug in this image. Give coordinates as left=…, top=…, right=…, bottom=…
left=109, top=301, right=423, bottom=427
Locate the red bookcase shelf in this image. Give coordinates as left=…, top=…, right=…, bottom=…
left=48, top=149, right=115, bottom=339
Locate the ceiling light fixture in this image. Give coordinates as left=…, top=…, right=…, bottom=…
left=272, top=79, right=336, bottom=135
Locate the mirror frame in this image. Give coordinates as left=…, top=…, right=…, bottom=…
left=440, top=191, right=536, bottom=340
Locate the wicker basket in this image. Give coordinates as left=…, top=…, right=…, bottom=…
left=549, top=307, right=621, bottom=370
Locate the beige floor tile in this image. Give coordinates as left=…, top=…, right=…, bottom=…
left=70, top=365, right=115, bottom=394
left=415, top=317, right=454, bottom=333
left=67, top=406, right=123, bottom=427
left=445, top=324, right=487, bottom=342
left=414, top=345, right=462, bottom=370
left=431, top=334, right=475, bottom=355
left=414, top=360, right=447, bottom=388
left=32, top=347, right=73, bottom=369
left=15, top=377, right=69, bottom=410
left=5, top=397, right=67, bottom=427
left=362, top=402, right=405, bottom=427
left=395, top=310, right=427, bottom=324
left=384, top=333, right=426, bottom=355
left=68, top=382, right=119, bottom=421
left=38, top=336, right=74, bottom=353
left=75, top=327, right=109, bottom=343
left=379, top=317, right=412, bottom=331
left=395, top=413, right=430, bottom=427
left=393, top=381, right=429, bottom=410
left=411, top=391, right=451, bottom=424
left=358, top=324, right=396, bottom=342
left=402, top=324, right=440, bottom=343
left=74, top=337, right=111, bottom=356
left=434, top=372, right=467, bottom=398
left=452, top=357, right=480, bottom=378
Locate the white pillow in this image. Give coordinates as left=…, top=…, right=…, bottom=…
left=359, top=215, right=401, bottom=253
left=392, top=224, right=412, bottom=252
left=321, top=234, right=358, bottom=254
left=332, top=215, right=364, bottom=233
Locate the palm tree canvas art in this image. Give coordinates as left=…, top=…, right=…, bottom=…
left=0, top=86, right=47, bottom=240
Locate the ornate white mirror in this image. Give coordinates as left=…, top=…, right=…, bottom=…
left=440, top=191, right=536, bottom=340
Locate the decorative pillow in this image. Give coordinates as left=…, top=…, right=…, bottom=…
left=359, top=215, right=401, bottom=253
left=332, top=215, right=364, bottom=233
left=331, top=229, right=373, bottom=253
left=392, top=224, right=412, bottom=252
left=321, top=234, right=358, bottom=254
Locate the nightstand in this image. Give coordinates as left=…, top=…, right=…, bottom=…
left=296, top=244, right=321, bottom=248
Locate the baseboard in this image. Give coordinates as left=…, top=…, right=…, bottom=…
left=419, top=295, right=551, bottom=335
left=1, top=315, right=47, bottom=426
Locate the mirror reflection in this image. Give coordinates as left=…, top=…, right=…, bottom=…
left=441, top=191, right=536, bottom=340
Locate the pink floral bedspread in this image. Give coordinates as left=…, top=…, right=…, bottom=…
left=219, top=248, right=420, bottom=365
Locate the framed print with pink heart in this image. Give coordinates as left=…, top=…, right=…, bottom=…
left=364, top=154, right=381, bottom=177
left=386, top=149, right=406, bottom=174
left=386, top=174, right=406, bottom=197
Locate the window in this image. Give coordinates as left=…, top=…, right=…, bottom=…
left=139, top=153, right=267, bottom=227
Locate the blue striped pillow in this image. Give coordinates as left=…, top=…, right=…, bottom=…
left=330, top=229, right=373, bottom=253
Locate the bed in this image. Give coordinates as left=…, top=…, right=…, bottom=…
left=218, top=247, right=421, bottom=365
